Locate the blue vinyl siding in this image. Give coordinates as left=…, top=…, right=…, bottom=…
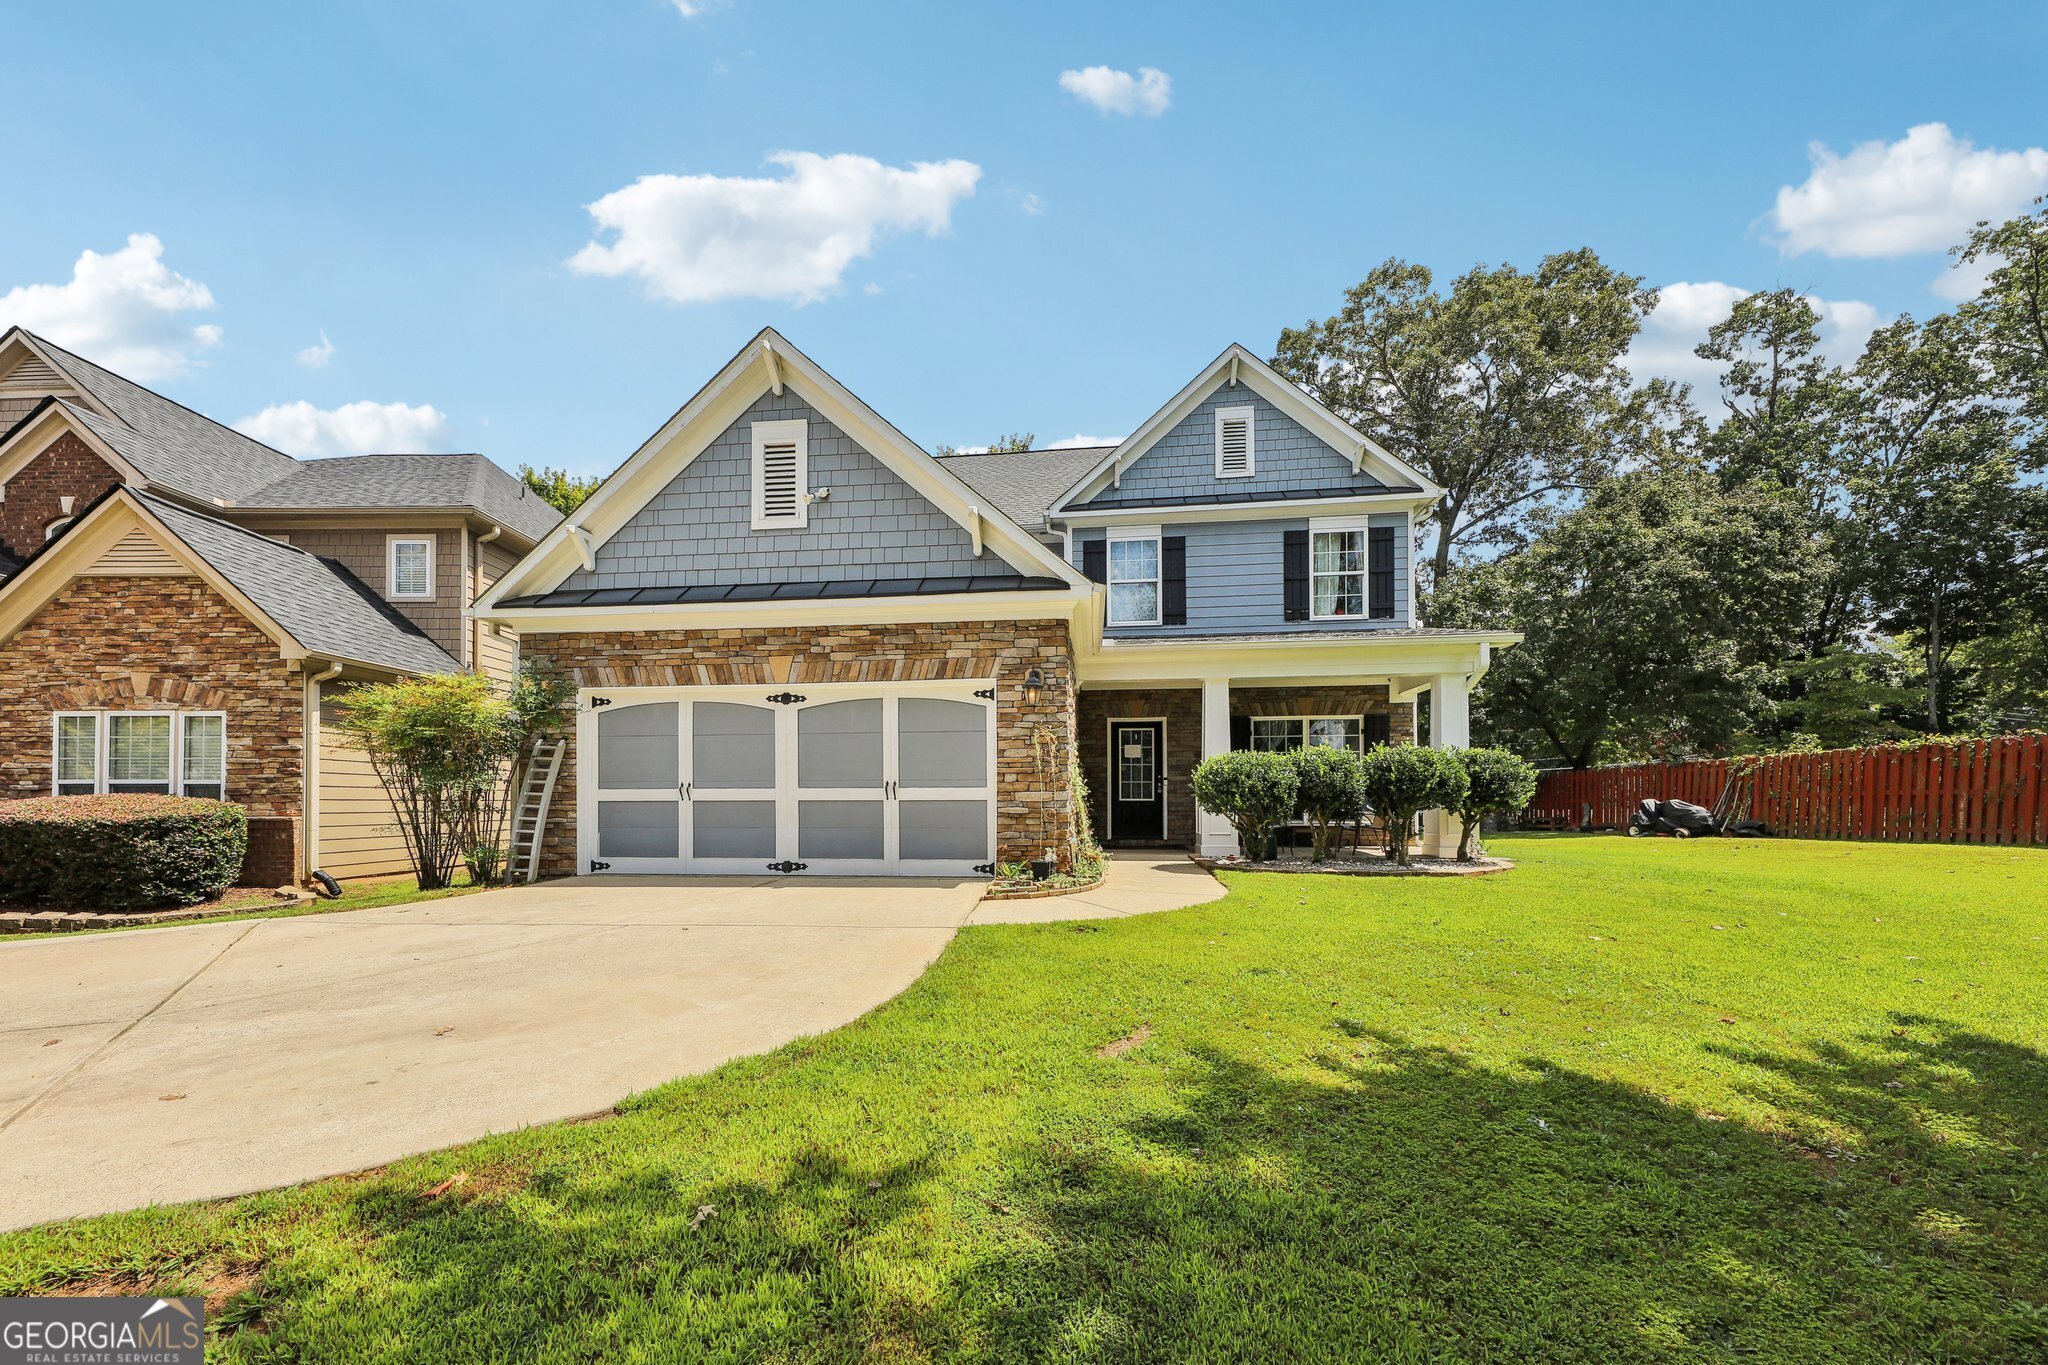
left=1075, top=514, right=1410, bottom=636
left=1074, top=382, right=1393, bottom=509
left=564, top=389, right=1024, bottom=590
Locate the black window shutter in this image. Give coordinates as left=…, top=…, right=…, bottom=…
left=1283, top=529, right=1310, bottom=621
left=1230, top=715, right=1252, bottom=751
left=1081, top=538, right=1107, bottom=584
left=1161, top=536, right=1187, bottom=625
left=1365, top=712, right=1392, bottom=748
left=1368, top=525, right=1396, bottom=620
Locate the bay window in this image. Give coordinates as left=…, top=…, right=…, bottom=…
left=52, top=712, right=228, bottom=798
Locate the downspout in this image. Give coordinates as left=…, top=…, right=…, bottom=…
left=302, top=660, right=345, bottom=883
left=474, top=525, right=503, bottom=669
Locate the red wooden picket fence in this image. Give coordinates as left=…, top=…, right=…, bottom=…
left=1526, top=734, right=2048, bottom=846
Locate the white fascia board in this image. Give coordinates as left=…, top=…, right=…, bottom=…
left=479, top=329, right=1086, bottom=608
left=1074, top=630, right=1521, bottom=686
left=0, top=403, right=143, bottom=490
left=474, top=586, right=1093, bottom=634
left=1050, top=343, right=1445, bottom=514
left=1054, top=490, right=1433, bottom=528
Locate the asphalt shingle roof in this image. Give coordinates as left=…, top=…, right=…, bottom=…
left=935, top=446, right=1111, bottom=538
left=233, top=454, right=562, bottom=543
left=29, top=335, right=303, bottom=501
left=139, top=493, right=460, bottom=675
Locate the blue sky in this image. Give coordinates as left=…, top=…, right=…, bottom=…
left=3, top=1, right=2043, bottom=475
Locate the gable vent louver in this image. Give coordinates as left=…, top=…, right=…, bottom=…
left=751, top=417, right=810, bottom=530
left=0, top=352, right=64, bottom=391
left=1216, top=406, right=1254, bottom=478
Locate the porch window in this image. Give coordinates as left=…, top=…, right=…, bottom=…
left=52, top=712, right=228, bottom=798
left=1107, top=533, right=1162, bottom=626
left=1248, top=715, right=1367, bottom=753
left=1311, top=529, right=1366, bottom=619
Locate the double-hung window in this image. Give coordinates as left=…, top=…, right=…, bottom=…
left=1249, top=716, right=1366, bottom=753
left=53, top=712, right=227, bottom=798
left=1310, top=528, right=1366, bottom=619
left=387, top=536, right=434, bottom=600
left=1107, top=531, right=1162, bottom=626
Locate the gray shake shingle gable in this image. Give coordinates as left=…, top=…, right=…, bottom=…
left=234, top=453, right=561, bottom=543
left=139, top=493, right=459, bottom=675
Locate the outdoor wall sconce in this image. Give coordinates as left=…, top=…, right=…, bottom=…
left=1023, top=667, right=1045, bottom=706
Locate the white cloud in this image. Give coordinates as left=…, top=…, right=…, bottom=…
left=670, top=1, right=722, bottom=17
left=1770, top=122, right=2048, bottom=258
left=0, top=234, right=220, bottom=380
left=296, top=330, right=335, bottom=369
left=1931, top=251, right=2001, bottom=303
left=568, top=151, right=981, bottom=305
left=1626, top=281, right=1883, bottom=392
left=1047, top=433, right=1123, bottom=448
left=235, top=400, right=450, bottom=458
left=1058, top=65, right=1171, bottom=117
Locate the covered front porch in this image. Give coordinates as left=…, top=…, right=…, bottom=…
left=1072, top=630, right=1518, bottom=859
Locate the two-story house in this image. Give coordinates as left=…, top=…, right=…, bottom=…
left=0, top=326, right=559, bottom=883
left=475, top=329, right=1517, bottom=878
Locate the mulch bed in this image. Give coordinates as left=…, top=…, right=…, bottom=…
left=0, top=886, right=311, bottom=935
left=1195, top=852, right=1514, bottom=878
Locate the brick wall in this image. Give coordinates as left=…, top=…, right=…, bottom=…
left=522, top=619, right=1078, bottom=877
left=0, top=575, right=307, bottom=871
left=1078, top=683, right=1414, bottom=847
left=0, top=433, right=125, bottom=563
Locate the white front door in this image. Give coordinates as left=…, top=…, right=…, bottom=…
left=581, top=684, right=995, bottom=877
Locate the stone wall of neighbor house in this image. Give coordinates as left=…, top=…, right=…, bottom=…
left=521, top=620, right=1078, bottom=877
left=0, top=575, right=307, bottom=875
left=0, top=433, right=126, bottom=563
left=1078, top=683, right=1415, bottom=847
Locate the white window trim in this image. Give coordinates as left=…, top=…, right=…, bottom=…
left=750, top=417, right=810, bottom=531
left=386, top=535, right=436, bottom=601
left=1247, top=714, right=1369, bottom=753
left=52, top=710, right=229, bottom=799
left=1106, top=525, right=1163, bottom=627
left=1214, top=404, right=1255, bottom=479
left=1306, top=515, right=1371, bottom=623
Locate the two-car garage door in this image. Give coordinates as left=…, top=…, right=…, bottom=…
left=580, top=684, right=995, bottom=876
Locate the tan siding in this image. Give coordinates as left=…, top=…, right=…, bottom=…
left=474, top=538, right=521, bottom=682
left=314, top=691, right=413, bottom=880
left=80, top=527, right=190, bottom=576
left=264, top=526, right=466, bottom=661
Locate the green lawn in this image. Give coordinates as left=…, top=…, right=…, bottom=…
left=4, top=835, right=2046, bottom=1361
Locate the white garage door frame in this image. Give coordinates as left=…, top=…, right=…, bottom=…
left=576, top=680, right=998, bottom=878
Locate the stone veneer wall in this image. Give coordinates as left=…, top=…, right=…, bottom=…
left=1078, top=684, right=1416, bottom=847
left=520, top=620, right=1078, bottom=878
left=0, top=433, right=125, bottom=563
left=0, top=575, right=307, bottom=873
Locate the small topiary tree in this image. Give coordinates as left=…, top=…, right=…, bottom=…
left=0, top=795, right=248, bottom=909
left=1358, top=745, right=1468, bottom=866
left=1190, top=750, right=1298, bottom=862
left=1449, top=747, right=1539, bottom=861
left=1289, top=744, right=1367, bottom=861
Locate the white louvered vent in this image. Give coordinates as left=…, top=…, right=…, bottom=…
left=81, top=528, right=190, bottom=577
left=750, top=418, right=810, bottom=530
left=1215, top=406, right=1254, bottom=478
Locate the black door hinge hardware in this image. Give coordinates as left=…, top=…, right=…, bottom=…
left=766, top=692, right=807, bottom=705
left=767, top=860, right=809, bottom=873
left=589, top=697, right=613, bottom=708
left=973, top=688, right=996, bottom=700
left=589, top=859, right=611, bottom=872
left=973, top=862, right=996, bottom=875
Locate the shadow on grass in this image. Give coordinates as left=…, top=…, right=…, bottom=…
left=295, top=1019, right=2048, bottom=1362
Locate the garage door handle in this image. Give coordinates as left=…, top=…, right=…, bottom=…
left=679, top=782, right=692, bottom=800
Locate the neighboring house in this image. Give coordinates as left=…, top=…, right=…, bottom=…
left=0, top=327, right=560, bottom=884
left=475, top=329, right=1518, bottom=878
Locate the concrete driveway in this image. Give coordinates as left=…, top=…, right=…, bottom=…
left=0, top=875, right=981, bottom=1231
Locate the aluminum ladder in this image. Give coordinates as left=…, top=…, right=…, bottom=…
left=511, top=737, right=567, bottom=884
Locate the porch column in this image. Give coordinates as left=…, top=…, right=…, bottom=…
left=1423, top=672, right=1471, bottom=857
left=1198, top=677, right=1237, bottom=857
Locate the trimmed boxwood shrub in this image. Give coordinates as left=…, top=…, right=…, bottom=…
left=0, top=795, right=249, bottom=909
left=1190, top=750, right=1298, bottom=862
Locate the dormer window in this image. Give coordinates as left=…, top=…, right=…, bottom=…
left=387, top=535, right=434, bottom=600
left=750, top=418, right=809, bottom=530
left=1214, top=405, right=1254, bottom=478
